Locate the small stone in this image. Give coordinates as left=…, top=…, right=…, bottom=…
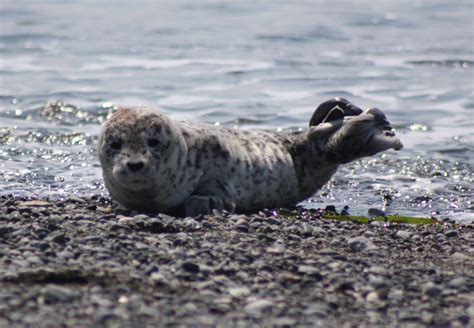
left=17, top=200, right=52, bottom=207
left=367, top=266, right=387, bottom=275
left=150, top=272, right=167, bottom=285
left=11, top=229, right=27, bottom=237
left=447, top=277, right=468, bottom=289
left=396, top=230, right=411, bottom=239
left=311, top=226, right=325, bottom=236
left=298, top=222, right=313, bottom=237
left=445, top=230, right=459, bottom=238
left=39, top=285, right=78, bottom=304
left=57, top=250, right=73, bottom=259
left=266, top=217, right=281, bottom=225
left=228, top=214, right=247, bottom=222
left=347, top=236, right=377, bottom=252
left=368, top=275, right=388, bottom=290
left=117, top=295, right=129, bottom=304
left=133, top=214, right=150, bottom=220
left=363, top=230, right=375, bottom=238
left=134, top=242, right=148, bottom=250
left=303, top=302, right=330, bottom=316
left=297, top=265, right=321, bottom=279
left=228, top=287, right=250, bottom=298
left=117, top=216, right=135, bottom=225
left=96, top=206, right=112, bottom=214
left=137, top=304, right=160, bottom=317
left=35, top=242, right=50, bottom=252
left=366, top=291, right=379, bottom=302
left=235, top=218, right=248, bottom=226
left=317, top=248, right=338, bottom=256
left=67, top=196, right=86, bottom=203
left=451, top=252, right=471, bottom=261
left=266, top=243, right=285, bottom=254
left=183, top=218, right=201, bottom=231
left=244, top=299, right=274, bottom=315
left=234, top=218, right=249, bottom=232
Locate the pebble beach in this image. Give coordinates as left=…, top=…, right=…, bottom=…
left=0, top=195, right=472, bottom=327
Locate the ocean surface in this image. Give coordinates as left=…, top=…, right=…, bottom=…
left=0, top=0, right=473, bottom=223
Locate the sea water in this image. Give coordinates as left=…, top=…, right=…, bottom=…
left=0, top=0, right=473, bottom=222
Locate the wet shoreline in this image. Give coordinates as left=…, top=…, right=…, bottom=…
left=0, top=195, right=472, bottom=327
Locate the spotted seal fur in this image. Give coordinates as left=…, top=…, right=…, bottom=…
left=98, top=98, right=402, bottom=216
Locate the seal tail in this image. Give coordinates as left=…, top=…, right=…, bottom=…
left=310, top=97, right=363, bottom=126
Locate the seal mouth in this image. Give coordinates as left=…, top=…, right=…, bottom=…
left=114, top=173, right=153, bottom=191
left=365, top=125, right=403, bottom=155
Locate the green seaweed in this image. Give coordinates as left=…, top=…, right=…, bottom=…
left=273, top=208, right=440, bottom=225
left=324, top=214, right=439, bottom=225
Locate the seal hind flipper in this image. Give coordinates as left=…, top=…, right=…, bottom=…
left=310, top=97, right=363, bottom=126
left=321, top=106, right=345, bottom=123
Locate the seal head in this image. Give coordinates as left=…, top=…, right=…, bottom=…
left=97, top=107, right=188, bottom=212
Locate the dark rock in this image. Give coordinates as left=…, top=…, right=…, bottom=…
left=444, top=230, right=459, bottom=238
left=266, top=217, right=282, bottom=225
left=34, top=242, right=50, bottom=252
left=422, top=282, right=441, bottom=298
left=0, top=226, right=13, bottom=238
left=109, top=223, right=132, bottom=232
left=325, top=205, right=337, bottom=214
left=181, top=262, right=200, bottom=273
left=368, top=208, right=386, bottom=218
left=51, top=233, right=67, bottom=244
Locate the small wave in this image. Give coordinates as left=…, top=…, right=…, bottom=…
left=0, top=33, right=67, bottom=42
left=257, top=34, right=310, bottom=43
left=406, top=59, right=473, bottom=68
left=39, top=101, right=114, bottom=125
left=0, top=128, right=93, bottom=147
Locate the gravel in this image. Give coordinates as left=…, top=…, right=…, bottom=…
left=0, top=195, right=473, bottom=327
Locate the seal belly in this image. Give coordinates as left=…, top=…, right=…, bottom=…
left=220, top=131, right=300, bottom=212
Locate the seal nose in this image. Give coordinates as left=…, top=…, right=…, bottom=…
left=127, top=161, right=144, bottom=172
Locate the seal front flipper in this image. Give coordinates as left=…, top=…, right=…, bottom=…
left=184, top=195, right=236, bottom=217
left=184, top=180, right=236, bottom=216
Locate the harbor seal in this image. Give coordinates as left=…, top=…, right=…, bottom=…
left=98, top=98, right=402, bottom=216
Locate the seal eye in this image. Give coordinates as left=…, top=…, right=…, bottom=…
left=147, top=138, right=159, bottom=147
left=110, top=140, right=123, bottom=151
